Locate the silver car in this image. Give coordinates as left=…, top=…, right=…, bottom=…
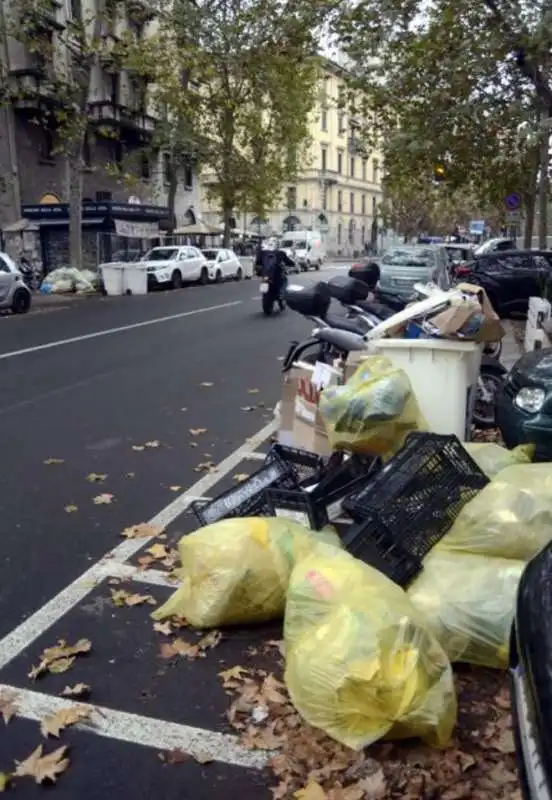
left=378, top=245, right=451, bottom=298
left=0, top=252, right=32, bottom=313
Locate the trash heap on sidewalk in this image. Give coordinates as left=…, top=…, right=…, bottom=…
left=40, top=267, right=99, bottom=295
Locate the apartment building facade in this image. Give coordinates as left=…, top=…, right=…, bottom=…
left=0, top=0, right=201, bottom=270
left=201, top=58, right=384, bottom=256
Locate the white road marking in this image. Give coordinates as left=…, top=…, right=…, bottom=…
left=0, top=419, right=278, bottom=670
left=245, top=451, right=267, bottom=461
left=0, top=300, right=242, bottom=361
left=0, top=685, right=269, bottom=769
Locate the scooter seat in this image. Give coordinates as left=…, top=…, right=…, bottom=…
left=355, top=299, right=395, bottom=320
left=324, top=312, right=367, bottom=335
left=285, top=282, right=331, bottom=318
left=326, top=275, right=370, bottom=305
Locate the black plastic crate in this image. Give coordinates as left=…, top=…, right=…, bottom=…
left=342, top=433, right=489, bottom=558
left=265, top=444, right=326, bottom=487
left=265, top=488, right=329, bottom=531
left=313, top=454, right=382, bottom=519
left=342, top=517, right=423, bottom=588
left=191, top=458, right=298, bottom=527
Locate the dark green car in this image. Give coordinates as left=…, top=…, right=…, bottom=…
left=496, top=348, right=552, bottom=461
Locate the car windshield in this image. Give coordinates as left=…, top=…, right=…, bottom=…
left=282, top=240, right=307, bottom=249
left=381, top=248, right=435, bottom=267
left=202, top=250, right=218, bottom=260
left=143, top=248, right=179, bottom=261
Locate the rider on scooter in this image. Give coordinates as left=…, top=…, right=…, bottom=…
left=256, top=238, right=295, bottom=309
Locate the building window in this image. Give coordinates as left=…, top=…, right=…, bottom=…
left=70, top=0, right=82, bottom=21
left=162, top=152, right=171, bottom=183
left=140, top=151, right=150, bottom=180
left=286, top=185, right=297, bottom=210
left=183, top=162, right=193, bottom=190
left=373, top=159, right=379, bottom=183
left=362, top=194, right=366, bottom=215
left=338, top=113, right=345, bottom=135
left=337, top=223, right=342, bottom=245
left=337, top=151, right=343, bottom=174
left=322, top=188, right=328, bottom=210
left=349, top=192, right=354, bottom=213
left=348, top=219, right=355, bottom=244
left=361, top=225, right=365, bottom=245
left=320, top=108, right=328, bottom=131
left=113, top=139, right=124, bottom=172
left=362, top=159, right=367, bottom=181
left=337, top=190, right=342, bottom=212
left=110, top=73, right=118, bottom=106
left=321, top=146, right=327, bottom=172
left=350, top=157, right=355, bottom=178
left=372, top=195, right=377, bottom=212
left=40, top=126, right=55, bottom=162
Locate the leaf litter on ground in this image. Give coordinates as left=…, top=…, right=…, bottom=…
left=28, top=639, right=91, bottom=680
left=121, top=522, right=164, bottom=539
left=158, top=629, right=222, bottom=661
left=189, top=428, right=207, bottom=436
left=219, top=654, right=520, bottom=799
left=40, top=705, right=91, bottom=738
left=86, top=472, right=107, bottom=483
left=93, top=493, right=114, bottom=505
left=60, top=683, right=90, bottom=699
left=0, top=690, right=18, bottom=724
left=14, top=745, right=70, bottom=785
left=44, top=458, right=65, bottom=465
left=110, top=589, right=157, bottom=608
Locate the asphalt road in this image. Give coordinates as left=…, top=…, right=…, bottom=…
left=0, top=264, right=349, bottom=798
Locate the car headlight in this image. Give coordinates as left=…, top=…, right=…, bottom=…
left=514, top=387, right=545, bottom=413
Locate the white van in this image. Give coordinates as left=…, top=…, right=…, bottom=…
left=281, top=230, right=325, bottom=271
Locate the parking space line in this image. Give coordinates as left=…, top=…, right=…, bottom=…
left=0, top=419, right=278, bottom=671
left=0, top=300, right=242, bottom=361
left=0, top=684, right=269, bottom=769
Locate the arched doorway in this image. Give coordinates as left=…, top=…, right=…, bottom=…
left=282, top=215, right=301, bottom=233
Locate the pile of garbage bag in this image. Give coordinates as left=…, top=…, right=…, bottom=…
left=151, top=516, right=341, bottom=628
left=463, top=441, right=534, bottom=478
left=319, top=355, right=427, bottom=459
left=40, top=267, right=99, bottom=295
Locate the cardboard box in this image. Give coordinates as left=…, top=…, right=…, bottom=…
left=279, top=361, right=341, bottom=456
left=454, top=282, right=504, bottom=343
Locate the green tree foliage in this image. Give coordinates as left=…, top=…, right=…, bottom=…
left=136, top=0, right=331, bottom=243
left=334, top=0, right=550, bottom=242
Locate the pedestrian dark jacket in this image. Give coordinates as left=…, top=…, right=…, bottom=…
left=258, top=249, right=294, bottom=288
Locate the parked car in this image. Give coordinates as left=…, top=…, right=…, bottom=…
left=0, top=252, right=32, bottom=313
left=455, top=250, right=552, bottom=317
left=474, top=237, right=516, bottom=255
left=444, top=243, right=476, bottom=277
left=201, top=248, right=252, bottom=282
left=140, top=246, right=208, bottom=289
left=510, top=545, right=552, bottom=799
left=377, top=244, right=451, bottom=299
left=496, top=347, right=552, bottom=461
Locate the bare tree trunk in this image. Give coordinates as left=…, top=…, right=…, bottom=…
left=66, top=145, right=84, bottom=270
left=539, top=117, right=550, bottom=249
left=524, top=192, right=537, bottom=248
left=167, top=158, right=178, bottom=236
left=222, top=202, right=232, bottom=247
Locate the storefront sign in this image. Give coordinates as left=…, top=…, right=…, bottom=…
left=115, top=219, right=159, bottom=238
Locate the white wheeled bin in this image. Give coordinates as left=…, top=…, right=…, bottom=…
left=370, top=338, right=482, bottom=441
left=100, top=264, right=125, bottom=296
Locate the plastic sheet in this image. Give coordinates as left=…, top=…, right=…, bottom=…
left=151, top=517, right=341, bottom=628
left=319, top=355, right=426, bottom=458
left=284, top=545, right=456, bottom=749
left=408, top=550, right=524, bottom=669
left=441, top=463, right=552, bottom=560
left=463, top=442, right=534, bottom=478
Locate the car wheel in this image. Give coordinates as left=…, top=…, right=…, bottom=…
left=315, top=260, right=321, bottom=271
left=171, top=270, right=183, bottom=289
left=199, top=267, right=209, bottom=285
left=11, top=288, right=31, bottom=314
left=235, top=266, right=243, bottom=281
left=215, top=269, right=222, bottom=283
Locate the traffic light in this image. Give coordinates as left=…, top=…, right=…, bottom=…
left=434, top=164, right=446, bottom=183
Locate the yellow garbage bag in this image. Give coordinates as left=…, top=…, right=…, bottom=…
left=407, top=551, right=524, bottom=669
left=284, top=546, right=456, bottom=750
left=463, top=442, right=534, bottom=478
left=319, top=355, right=426, bottom=458
left=151, top=517, right=341, bottom=628
left=440, top=463, right=552, bottom=560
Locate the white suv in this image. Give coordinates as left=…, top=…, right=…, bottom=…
left=0, top=252, right=32, bottom=313
left=141, top=246, right=209, bottom=289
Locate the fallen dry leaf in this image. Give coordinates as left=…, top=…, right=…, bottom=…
left=200, top=382, right=214, bottom=387
left=93, top=493, right=114, bottom=505
left=0, top=773, right=9, bottom=792
left=146, top=543, right=169, bottom=560
left=240, top=406, right=255, bottom=412
left=194, top=460, right=218, bottom=474
left=121, top=523, right=163, bottom=539
left=247, top=388, right=260, bottom=394
left=64, top=504, right=78, bottom=514
left=233, top=473, right=249, bottom=482
left=181, top=407, right=188, bottom=411
left=29, top=639, right=91, bottom=680
left=110, top=589, right=157, bottom=607
left=193, top=751, right=213, bottom=765
left=86, top=472, right=107, bottom=483
left=189, top=428, right=207, bottom=436
left=61, top=683, right=90, bottom=699
left=126, top=472, right=135, bottom=478
left=198, top=630, right=222, bottom=650
left=159, top=638, right=200, bottom=660
left=219, top=665, right=249, bottom=684
left=132, top=445, right=145, bottom=451
left=0, top=690, right=18, bottom=724
left=160, top=748, right=188, bottom=765
left=41, top=705, right=91, bottom=738
left=153, top=621, right=173, bottom=636
left=44, top=458, right=64, bottom=465
left=294, top=780, right=326, bottom=799
left=137, top=555, right=154, bottom=570
left=14, top=745, right=70, bottom=784
left=145, top=440, right=161, bottom=448
left=169, top=485, right=181, bottom=492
